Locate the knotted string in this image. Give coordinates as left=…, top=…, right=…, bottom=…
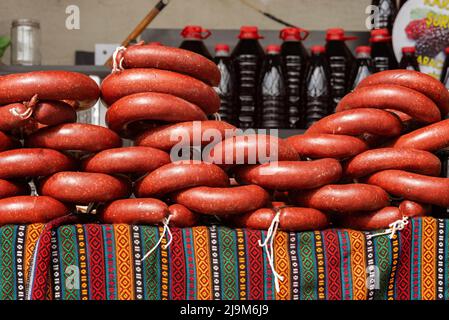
left=213, top=113, right=222, bottom=121
left=367, top=216, right=409, bottom=240
left=258, top=210, right=284, bottom=293
left=141, top=216, right=173, bottom=262
left=11, top=94, right=39, bottom=120
left=112, top=46, right=127, bottom=73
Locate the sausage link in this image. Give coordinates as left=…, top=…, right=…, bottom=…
left=306, top=108, right=402, bottom=137
left=234, top=159, right=342, bottom=190
left=106, top=92, right=207, bottom=138
left=135, top=161, right=229, bottom=198
left=205, top=134, right=299, bottom=166
left=286, top=134, right=368, bottom=159
left=0, top=148, right=76, bottom=179
left=83, top=146, right=170, bottom=175
left=357, top=69, right=449, bottom=116
left=289, top=184, right=390, bottom=213
left=0, top=71, right=100, bottom=110
left=100, top=198, right=169, bottom=224
left=399, top=200, right=429, bottom=218
left=135, top=120, right=236, bottom=152
left=118, top=44, right=220, bottom=86
left=26, top=123, right=122, bottom=153
left=33, top=100, right=77, bottom=126
left=366, top=169, right=449, bottom=207
left=0, top=131, right=18, bottom=152
left=0, top=196, right=72, bottom=225
left=172, top=185, right=270, bottom=216
left=391, top=119, right=449, bottom=152
left=168, top=204, right=199, bottom=228
left=0, top=103, right=31, bottom=131
left=232, top=208, right=275, bottom=230
left=335, top=206, right=402, bottom=231
left=337, top=84, right=441, bottom=124
left=345, top=148, right=441, bottom=178
left=0, top=179, right=30, bottom=199
left=100, top=68, right=220, bottom=115
left=39, top=172, right=131, bottom=204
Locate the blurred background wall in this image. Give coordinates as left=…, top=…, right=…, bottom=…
left=0, top=0, right=371, bottom=65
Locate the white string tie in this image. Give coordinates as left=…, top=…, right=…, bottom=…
left=141, top=216, right=172, bottom=262
left=213, top=113, right=222, bottom=121
left=112, top=46, right=127, bottom=73
left=367, top=216, right=409, bottom=240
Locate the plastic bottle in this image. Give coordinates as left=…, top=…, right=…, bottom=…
left=440, top=47, right=449, bottom=89
left=304, top=46, right=331, bottom=128
left=351, top=46, right=374, bottom=89
left=280, top=27, right=310, bottom=129
left=372, top=0, right=398, bottom=33
left=258, top=44, right=287, bottom=129
left=325, top=28, right=356, bottom=112
left=370, top=28, right=398, bottom=72
left=214, top=44, right=236, bottom=124
left=399, top=46, right=420, bottom=71
left=179, top=25, right=212, bottom=60
left=231, top=26, right=265, bottom=128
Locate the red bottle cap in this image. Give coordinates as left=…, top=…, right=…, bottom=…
left=356, top=46, right=371, bottom=54
left=326, top=28, right=358, bottom=41
left=266, top=44, right=281, bottom=53
left=181, top=25, right=211, bottom=39
left=215, top=44, right=230, bottom=52
left=311, top=45, right=325, bottom=54
left=238, top=26, right=263, bottom=39
left=279, top=27, right=309, bottom=41
left=402, top=46, right=416, bottom=53
left=370, top=28, right=392, bottom=42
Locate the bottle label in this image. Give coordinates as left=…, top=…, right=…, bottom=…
left=285, top=55, right=304, bottom=127
left=236, top=54, right=259, bottom=127
left=329, top=56, right=348, bottom=107
left=374, top=56, right=390, bottom=72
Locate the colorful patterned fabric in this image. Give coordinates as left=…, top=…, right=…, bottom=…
left=1, top=217, right=449, bottom=300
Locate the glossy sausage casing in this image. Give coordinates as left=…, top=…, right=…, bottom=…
left=100, top=198, right=168, bottom=224
left=168, top=204, right=199, bottom=228
left=33, top=100, right=77, bottom=126
left=234, top=159, right=342, bottom=190
left=39, top=172, right=131, bottom=204
left=172, top=185, right=269, bottom=216
left=336, top=206, right=402, bottom=231
left=100, top=68, right=220, bottom=114
left=0, top=179, right=30, bottom=199
left=0, top=132, right=18, bottom=152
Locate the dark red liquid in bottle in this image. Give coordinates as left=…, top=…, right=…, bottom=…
left=351, top=46, right=374, bottom=89
left=179, top=25, right=213, bottom=60
left=370, top=28, right=398, bottom=72
left=325, top=28, right=356, bottom=112
left=214, top=44, right=236, bottom=124
left=372, top=0, right=398, bottom=33
left=304, top=46, right=331, bottom=128
left=280, top=27, right=309, bottom=129
left=231, top=26, right=265, bottom=129
left=399, top=46, right=420, bottom=71
left=258, top=44, right=287, bottom=129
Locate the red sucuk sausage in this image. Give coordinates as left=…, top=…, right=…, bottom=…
left=205, top=134, right=299, bottom=166
left=345, top=148, right=441, bottom=179
left=106, top=92, right=207, bottom=138
left=100, top=68, right=220, bottom=115
left=336, top=206, right=402, bottom=231
left=26, top=123, right=122, bottom=153
left=0, top=71, right=100, bottom=110
left=0, top=196, right=72, bottom=225
left=366, top=169, right=449, bottom=207
left=168, top=204, right=200, bottom=228
left=33, top=100, right=77, bottom=126
left=234, top=159, right=342, bottom=190
left=286, top=134, right=368, bottom=159
left=357, top=69, right=449, bottom=116
left=0, top=148, right=75, bottom=179
left=39, top=172, right=131, bottom=205
left=0, top=180, right=30, bottom=199
left=117, top=44, right=220, bottom=86
left=173, top=185, right=269, bottom=216
left=83, top=146, right=170, bottom=175
left=135, top=161, right=229, bottom=198
left=399, top=200, right=429, bottom=218
left=0, top=103, right=31, bottom=131
left=233, top=208, right=275, bottom=229
left=391, top=119, right=449, bottom=152
left=136, top=120, right=236, bottom=152
left=100, top=198, right=169, bottom=224
left=290, top=184, right=390, bottom=214
left=306, top=108, right=402, bottom=137
left=337, top=84, right=441, bottom=124
left=0, top=132, right=18, bottom=152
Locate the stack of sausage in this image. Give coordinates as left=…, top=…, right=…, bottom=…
left=0, top=70, right=128, bottom=224
left=94, top=43, right=236, bottom=227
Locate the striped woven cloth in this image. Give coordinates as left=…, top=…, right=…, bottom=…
left=1, top=217, right=448, bottom=300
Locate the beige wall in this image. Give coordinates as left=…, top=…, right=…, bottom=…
left=0, top=0, right=371, bottom=65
